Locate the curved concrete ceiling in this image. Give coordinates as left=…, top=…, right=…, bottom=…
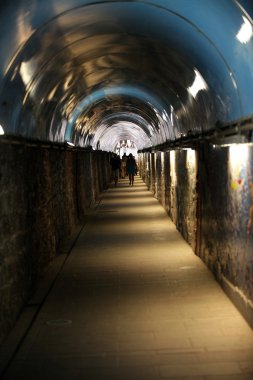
left=0, top=0, right=253, bottom=151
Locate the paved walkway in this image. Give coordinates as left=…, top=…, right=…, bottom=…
left=1, top=177, right=253, bottom=379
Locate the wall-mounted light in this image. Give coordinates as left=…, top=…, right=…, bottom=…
left=0, top=124, right=5, bottom=135
left=66, top=141, right=75, bottom=147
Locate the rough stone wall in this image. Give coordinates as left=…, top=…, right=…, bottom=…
left=139, top=144, right=253, bottom=326
left=160, top=153, right=166, bottom=209
left=140, top=149, right=197, bottom=249
left=139, top=152, right=151, bottom=190
left=145, top=153, right=151, bottom=190
left=99, top=152, right=111, bottom=191
left=150, top=153, right=156, bottom=194
left=155, top=152, right=162, bottom=202
left=169, top=151, right=178, bottom=226
left=163, top=152, right=171, bottom=216
left=140, top=153, right=148, bottom=187
left=76, top=151, right=93, bottom=217
left=138, top=153, right=144, bottom=180
left=0, top=140, right=110, bottom=344
left=197, top=143, right=253, bottom=325
left=175, top=149, right=197, bottom=249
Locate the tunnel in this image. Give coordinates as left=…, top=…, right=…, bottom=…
left=0, top=0, right=253, bottom=377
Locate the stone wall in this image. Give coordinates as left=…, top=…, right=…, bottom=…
left=197, top=143, right=253, bottom=326
left=139, top=149, right=197, bottom=250
left=2, top=138, right=252, bottom=342
left=0, top=139, right=110, bottom=344
left=139, top=143, right=253, bottom=327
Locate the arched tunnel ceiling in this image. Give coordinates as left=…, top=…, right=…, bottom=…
left=0, top=0, right=253, bottom=151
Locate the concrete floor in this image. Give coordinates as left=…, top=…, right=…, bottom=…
left=1, top=177, right=253, bottom=379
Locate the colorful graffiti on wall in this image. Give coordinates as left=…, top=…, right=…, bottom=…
left=229, top=145, right=253, bottom=239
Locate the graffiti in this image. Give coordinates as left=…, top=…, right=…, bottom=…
left=228, top=145, right=253, bottom=238
left=231, top=178, right=245, bottom=191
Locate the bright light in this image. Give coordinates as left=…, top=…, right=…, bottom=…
left=66, top=141, right=75, bottom=147
left=0, top=124, right=4, bottom=135
left=188, top=69, right=208, bottom=99
left=20, top=61, right=33, bottom=87
left=229, top=144, right=249, bottom=189
left=161, top=151, right=164, bottom=166
left=170, top=150, right=177, bottom=185
left=229, top=72, right=237, bottom=89
left=170, top=105, right=174, bottom=126
left=229, top=144, right=249, bottom=166
left=236, top=16, right=253, bottom=44
left=162, top=111, right=168, bottom=121
left=186, top=148, right=196, bottom=167
left=47, top=85, right=58, bottom=101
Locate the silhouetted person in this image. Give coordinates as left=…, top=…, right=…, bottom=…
left=110, top=153, right=121, bottom=186
left=121, top=153, right=127, bottom=178
left=126, top=153, right=137, bottom=186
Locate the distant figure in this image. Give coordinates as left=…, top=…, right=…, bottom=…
left=110, top=153, right=121, bottom=186
left=126, top=153, right=137, bottom=186
left=121, top=153, right=127, bottom=178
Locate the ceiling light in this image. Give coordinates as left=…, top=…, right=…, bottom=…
left=0, top=124, right=5, bottom=135
left=236, top=16, right=253, bottom=44
left=188, top=69, right=208, bottom=99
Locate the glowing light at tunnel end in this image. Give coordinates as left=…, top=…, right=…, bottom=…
left=65, top=84, right=170, bottom=150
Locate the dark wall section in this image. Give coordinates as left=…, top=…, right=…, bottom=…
left=0, top=139, right=110, bottom=344
left=139, top=143, right=253, bottom=327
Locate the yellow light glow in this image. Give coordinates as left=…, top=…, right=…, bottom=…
left=20, top=61, right=33, bottom=87
left=47, top=85, right=59, bottom=101
left=161, top=152, right=164, bottom=167
left=170, top=150, right=177, bottom=185
left=186, top=148, right=196, bottom=167
left=64, top=74, right=74, bottom=90
left=236, top=16, right=253, bottom=44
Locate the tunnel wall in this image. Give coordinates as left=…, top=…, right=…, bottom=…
left=139, top=142, right=253, bottom=327
left=0, top=139, right=111, bottom=344
left=139, top=149, right=197, bottom=250
left=197, top=143, right=253, bottom=327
